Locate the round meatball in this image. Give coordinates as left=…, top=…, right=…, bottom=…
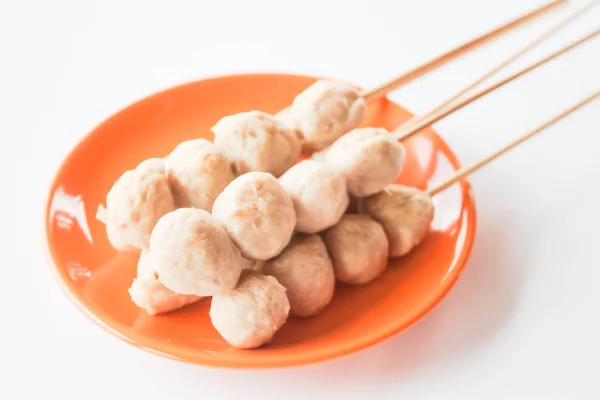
left=164, top=138, right=234, bottom=211
left=149, top=208, right=243, bottom=296
left=323, top=214, right=389, bottom=285
left=212, top=172, right=296, bottom=260
left=211, top=110, right=302, bottom=177
left=263, top=234, right=335, bottom=317
left=325, top=127, right=405, bottom=197
left=128, top=250, right=202, bottom=315
left=358, top=184, right=434, bottom=257
left=279, top=159, right=349, bottom=233
left=101, top=158, right=176, bottom=250
left=210, top=270, right=290, bottom=349
left=286, top=80, right=366, bottom=150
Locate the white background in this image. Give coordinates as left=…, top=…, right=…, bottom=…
left=2, top=0, right=600, bottom=399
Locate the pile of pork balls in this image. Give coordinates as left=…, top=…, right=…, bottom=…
left=95, top=79, right=435, bottom=349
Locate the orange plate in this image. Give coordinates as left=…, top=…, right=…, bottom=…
left=44, top=73, right=476, bottom=368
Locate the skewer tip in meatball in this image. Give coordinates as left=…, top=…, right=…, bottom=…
left=278, top=159, right=349, bottom=233
left=149, top=208, right=243, bottom=296
left=358, top=184, right=434, bottom=257
left=98, top=158, right=176, bottom=250
left=263, top=234, right=335, bottom=317
left=210, top=270, right=290, bottom=349
left=164, top=138, right=234, bottom=211
left=287, top=80, right=366, bottom=151
left=325, top=127, right=405, bottom=197
left=211, top=110, right=302, bottom=177
left=323, top=214, right=389, bottom=285
left=212, top=171, right=296, bottom=261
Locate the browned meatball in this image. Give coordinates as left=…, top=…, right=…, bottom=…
left=359, top=184, right=434, bottom=257
left=210, top=270, right=290, bottom=349
left=323, top=214, right=389, bottom=285
left=281, top=80, right=366, bottom=150
left=263, top=234, right=335, bottom=317
left=211, top=110, right=302, bottom=177
left=99, top=158, right=176, bottom=250
left=149, top=208, right=243, bottom=296
left=278, top=159, right=349, bottom=233
left=212, top=172, right=296, bottom=260
left=164, top=138, right=234, bottom=211
left=325, top=127, right=405, bottom=197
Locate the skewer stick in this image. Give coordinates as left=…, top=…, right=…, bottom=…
left=392, top=28, right=600, bottom=142
left=428, top=90, right=600, bottom=197
left=401, top=0, right=600, bottom=131
left=360, top=0, right=567, bottom=99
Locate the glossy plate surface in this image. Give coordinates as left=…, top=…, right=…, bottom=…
left=44, top=73, right=476, bottom=368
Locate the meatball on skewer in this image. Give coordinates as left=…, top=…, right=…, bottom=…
left=211, top=111, right=302, bottom=177
left=149, top=208, right=244, bottom=297
left=325, top=127, right=406, bottom=198
left=323, top=214, right=389, bottom=285
left=358, top=185, right=434, bottom=258
left=96, top=158, right=176, bottom=251
left=278, top=159, right=349, bottom=233
left=210, top=270, right=290, bottom=349
left=263, top=234, right=335, bottom=317
left=276, top=80, right=366, bottom=151
left=212, top=171, right=296, bottom=261
left=164, top=138, right=235, bottom=211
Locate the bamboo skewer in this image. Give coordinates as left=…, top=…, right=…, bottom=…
left=391, top=28, right=600, bottom=142
left=427, top=90, right=600, bottom=196
left=360, top=0, right=567, bottom=99
left=401, top=0, right=600, bottom=132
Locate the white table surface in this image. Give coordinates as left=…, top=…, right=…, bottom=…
left=2, top=0, right=599, bottom=398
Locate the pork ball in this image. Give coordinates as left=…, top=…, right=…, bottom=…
left=164, top=138, right=234, bottom=211
left=323, top=214, right=389, bottom=285
left=210, top=270, right=290, bottom=349
left=278, top=159, right=349, bottom=233
left=149, top=208, right=243, bottom=296
left=325, top=127, right=405, bottom=197
left=358, top=184, right=434, bottom=257
left=263, top=234, right=335, bottom=317
left=212, top=172, right=296, bottom=260
left=211, top=110, right=302, bottom=177
left=101, top=158, right=176, bottom=250
left=286, top=80, right=366, bottom=150
left=128, top=250, right=202, bottom=315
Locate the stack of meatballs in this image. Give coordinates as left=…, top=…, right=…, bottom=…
left=96, top=79, right=436, bottom=349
